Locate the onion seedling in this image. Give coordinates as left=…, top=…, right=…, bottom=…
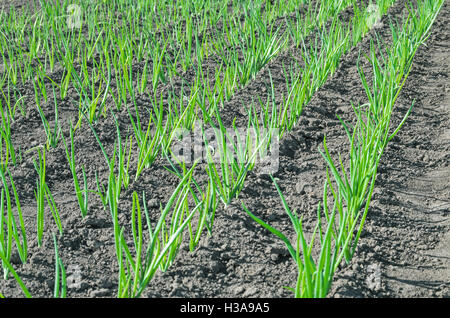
left=204, top=110, right=263, bottom=207
left=243, top=176, right=343, bottom=298
left=36, top=85, right=62, bottom=149
left=94, top=171, right=108, bottom=209
left=151, top=36, right=169, bottom=91
left=62, top=123, right=89, bottom=218
left=112, top=163, right=200, bottom=297
left=0, top=168, right=27, bottom=265
left=0, top=172, right=29, bottom=279
left=45, top=184, right=63, bottom=237
left=0, top=101, right=16, bottom=169
left=129, top=98, right=169, bottom=181
left=53, top=234, right=66, bottom=298
left=0, top=189, right=12, bottom=279
left=0, top=84, right=26, bottom=120
left=164, top=153, right=219, bottom=251
left=111, top=111, right=133, bottom=195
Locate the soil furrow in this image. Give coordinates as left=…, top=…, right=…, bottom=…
left=339, top=0, right=450, bottom=297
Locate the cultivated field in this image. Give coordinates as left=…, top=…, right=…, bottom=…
left=0, top=0, right=448, bottom=298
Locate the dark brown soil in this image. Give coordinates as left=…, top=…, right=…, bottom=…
left=0, top=0, right=37, bottom=11
left=0, top=0, right=448, bottom=298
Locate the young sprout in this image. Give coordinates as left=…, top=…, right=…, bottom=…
left=62, top=123, right=89, bottom=218
left=53, top=234, right=66, bottom=298
left=33, top=147, right=46, bottom=247
left=36, top=85, right=62, bottom=150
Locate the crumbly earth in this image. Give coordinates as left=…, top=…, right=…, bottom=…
left=0, top=0, right=448, bottom=298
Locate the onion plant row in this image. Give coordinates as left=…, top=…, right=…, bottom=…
left=262, top=0, right=397, bottom=138
left=244, top=0, right=444, bottom=298
left=85, top=109, right=212, bottom=297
